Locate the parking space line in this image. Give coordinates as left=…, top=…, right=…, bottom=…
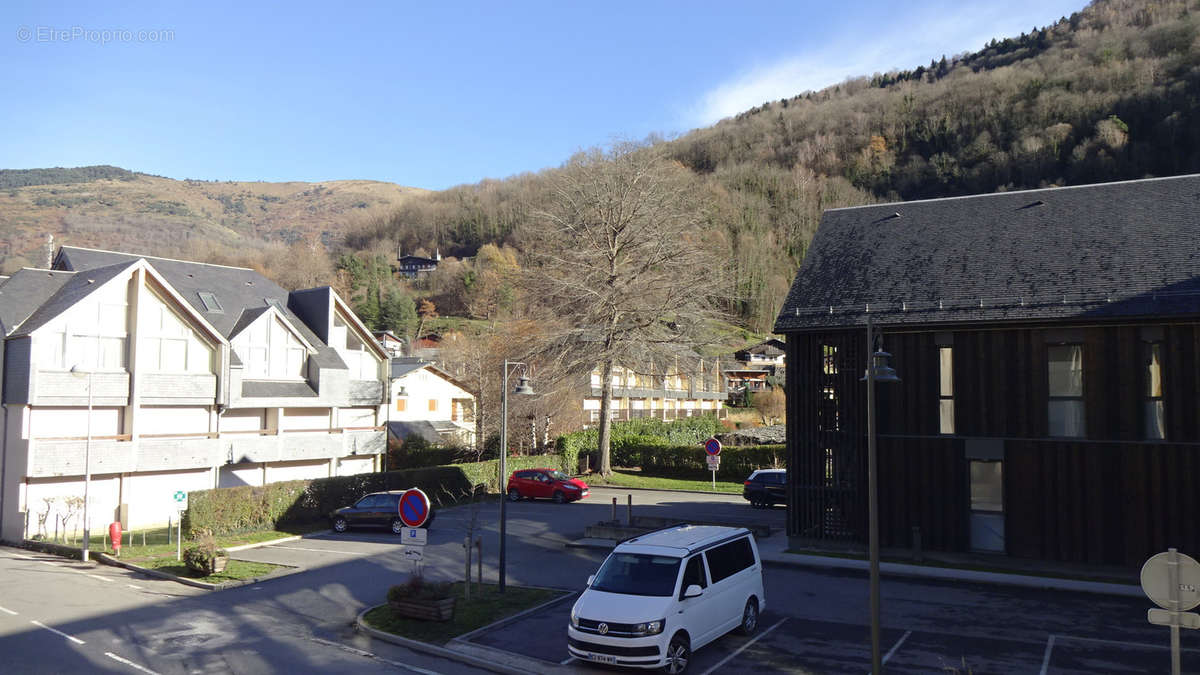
left=1057, top=633, right=1200, bottom=652
left=0, top=606, right=17, bottom=615
left=126, top=584, right=143, bottom=590
left=1039, top=634, right=1056, bottom=675
left=698, top=617, right=787, bottom=675
left=105, top=652, right=161, bottom=675
left=308, top=636, right=441, bottom=674
left=7, top=552, right=31, bottom=559
left=31, top=620, right=85, bottom=645
left=883, top=630, right=911, bottom=664
left=87, top=573, right=114, bottom=583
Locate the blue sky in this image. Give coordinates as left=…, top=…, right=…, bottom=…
left=3, top=1, right=1086, bottom=190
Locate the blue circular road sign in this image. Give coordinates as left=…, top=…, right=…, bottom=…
left=398, top=488, right=431, bottom=528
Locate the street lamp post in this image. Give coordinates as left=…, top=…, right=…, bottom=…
left=861, top=315, right=899, bottom=674
left=70, top=365, right=93, bottom=563
left=497, top=359, right=533, bottom=593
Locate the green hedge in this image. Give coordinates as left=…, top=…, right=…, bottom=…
left=556, top=415, right=724, bottom=472
left=183, top=455, right=563, bottom=537
left=637, top=444, right=786, bottom=482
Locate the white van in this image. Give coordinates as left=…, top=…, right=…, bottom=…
left=567, top=524, right=766, bottom=673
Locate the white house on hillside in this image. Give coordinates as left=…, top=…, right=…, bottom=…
left=0, top=246, right=387, bottom=543
left=387, top=357, right=475, bottom=446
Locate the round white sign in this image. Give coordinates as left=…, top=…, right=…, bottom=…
left=1141, top=551, right=1200, bottom=611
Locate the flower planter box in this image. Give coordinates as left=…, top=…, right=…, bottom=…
left=211, top=556, right=228, bottom=574
left=388, top=596, right=456, bottom=621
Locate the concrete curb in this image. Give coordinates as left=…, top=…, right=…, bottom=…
left=354, top=605, right=537, bottom=675
left=96, top=552, right=302, bottom=591
left=453, top=589, right=576, bottom=642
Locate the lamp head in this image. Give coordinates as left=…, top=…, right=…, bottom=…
left=513, top=376, right=534, bottom=396
left=861, top=350, right=901, bottom=383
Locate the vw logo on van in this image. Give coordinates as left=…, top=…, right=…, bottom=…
left=598, top=623, right=609, bottom=635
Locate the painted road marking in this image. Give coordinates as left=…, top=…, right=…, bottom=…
left=126, top=584, right=143, bottom=590
left=105, top=652, right=161, bottom=675
left=87, top=573, right=114, bottom=583
left=883, top=630, right=912, bottom=664
left=0, top=606, right=17, bottom=615
left=271, top=545, right=362, bottom=555
left=1057, top=633, right=1200, bottom=652
left=7, top=552, right=31, bottom=559
left=31, top=620, right=85, bottom=645
left=699, top=617, right=788, bottom=675
left=308, top=636, right=441, bottom=675
left=1039, top=634, right=1056, bottom=675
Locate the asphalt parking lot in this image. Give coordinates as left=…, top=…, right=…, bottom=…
left=227, top=487, right=1192, bottom=674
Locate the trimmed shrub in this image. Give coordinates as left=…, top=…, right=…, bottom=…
left=556, top=415, right=724, bottom=471
left=637, top=443, right=786, bottom=482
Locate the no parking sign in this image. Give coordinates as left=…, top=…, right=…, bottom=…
left=397, top=488, right=431, bottom=528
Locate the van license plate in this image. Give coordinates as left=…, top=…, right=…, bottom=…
left=588, top=653, right=617, bottom=664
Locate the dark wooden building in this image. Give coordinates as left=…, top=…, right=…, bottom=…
left=774, top=174, right=1200, bottom=568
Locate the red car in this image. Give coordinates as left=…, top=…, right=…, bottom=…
left=507, top=468, right=589, bottom=504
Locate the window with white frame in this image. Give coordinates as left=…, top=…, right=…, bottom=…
left=232, top=313, right=308, bottom=379
left=1047, top=344, right=1084, bottom=437
left=37, top=283, right=128, bottom=370
left=1144, top=341, right=1165, bottom=440
left=938, top=346, right=954, bottom=434
left=140, top=293, right=212, bottom=373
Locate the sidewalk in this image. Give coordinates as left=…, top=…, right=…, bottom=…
left=568, top=532, right=1144, bottom=598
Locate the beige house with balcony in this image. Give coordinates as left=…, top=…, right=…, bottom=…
left=0, top=246, right=387, bottom=542
left=583, top=354, right=726, bottom=424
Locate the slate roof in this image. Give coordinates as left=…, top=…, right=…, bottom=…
left=11, top=262, right=137, bottom=337
left=774, top=174, right=1200, bottom=332
left=53, top=247, right=352, bottom=372
left=0, top=268, right=76, bottom=335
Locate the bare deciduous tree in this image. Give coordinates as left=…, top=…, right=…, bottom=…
left=519, top=141, right=730, bottom=476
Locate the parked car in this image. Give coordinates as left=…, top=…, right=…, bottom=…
left=742, top=469, right=786, bottom=508
left=329, top=490, right=435, bottom=534
left=568, top=524, right=765, bottom=673
left=507, top=468, right=590, bottom=503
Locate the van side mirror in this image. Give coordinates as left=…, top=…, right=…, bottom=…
left=587, top=575, right=595, bottom=587
left=683, top=584, right=703, bottom=599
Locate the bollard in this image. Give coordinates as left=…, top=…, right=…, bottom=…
left=627, top=494, right=633, bottom=526
left=476, top=537, right=483, bottom=585
left=611, top=497, right=617, bottom=524
left=911, top=526, right=923, bottom=562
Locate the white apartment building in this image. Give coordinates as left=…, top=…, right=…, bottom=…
left=0, top=246, right=387, bottom=542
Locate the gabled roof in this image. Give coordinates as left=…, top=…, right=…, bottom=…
left=0, top=268, right=75, bottom=335
left=775, top=174, right=1200, bottom=332
left=10, top=261, right=136, bottom=337
left=54, top=245, right=333, bottom=359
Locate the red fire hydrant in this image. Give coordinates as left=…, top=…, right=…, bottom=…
left=109, top=521, right=122, bottom=557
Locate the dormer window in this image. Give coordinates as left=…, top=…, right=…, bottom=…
left=232, top=313, right=308, bottom=380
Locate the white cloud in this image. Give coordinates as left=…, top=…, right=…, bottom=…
left=687, top=1, right=1082, bottom=127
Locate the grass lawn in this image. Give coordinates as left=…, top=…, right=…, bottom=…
left=582, top=469, right=743, bottom=494
left=136, top=556, right=284, bottom=584
left=363, top=582, right=564, bottom=645
left=33, top=524, right=313, bottom=583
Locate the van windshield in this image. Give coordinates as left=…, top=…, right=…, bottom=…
left=590, top=553, right=681, bottom=597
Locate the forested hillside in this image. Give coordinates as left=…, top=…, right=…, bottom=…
left=348, top=0, right=1200, bottom=332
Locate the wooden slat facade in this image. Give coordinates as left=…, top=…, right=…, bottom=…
left=785, top=320, right=1200, bottom=568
